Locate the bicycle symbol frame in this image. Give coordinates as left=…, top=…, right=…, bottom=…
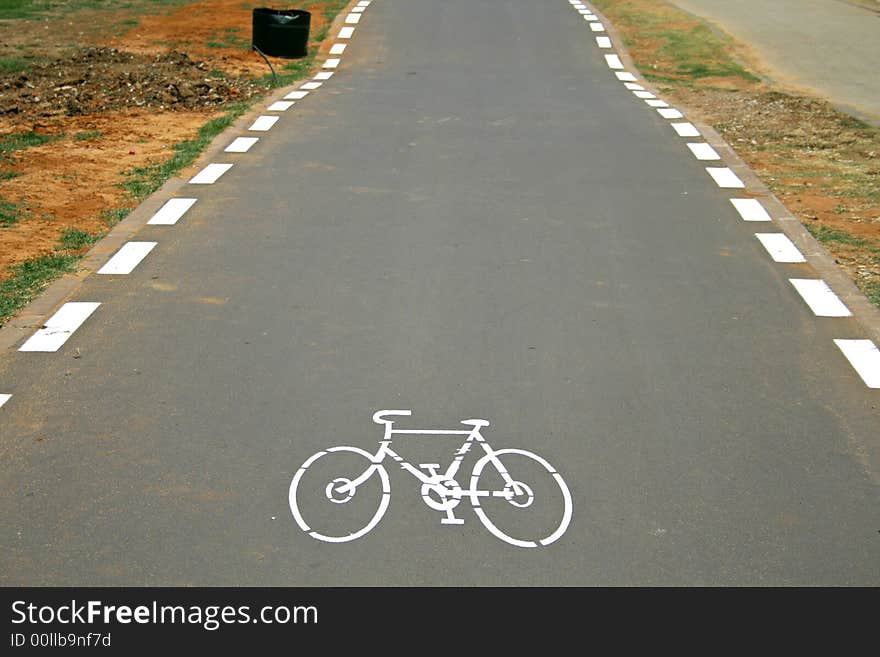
left=288, top=410, right=573, bottom=547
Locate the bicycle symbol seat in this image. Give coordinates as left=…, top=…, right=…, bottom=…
left=288, top=410, right=573, bottom=547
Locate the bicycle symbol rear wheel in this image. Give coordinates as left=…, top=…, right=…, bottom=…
left=470, top=448, right=572, bottom=548
left=289, top=446, right=390, bottom=543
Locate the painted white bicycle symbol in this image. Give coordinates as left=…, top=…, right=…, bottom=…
left=288, top=410, right=573, bottom=548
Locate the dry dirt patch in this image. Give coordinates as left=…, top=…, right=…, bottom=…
left=0, top=0, right=344, bottom=319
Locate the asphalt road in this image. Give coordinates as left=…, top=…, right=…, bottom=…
left=0, top=0, right=878, bottom=585
left=669, top=0, right=880, bottom=124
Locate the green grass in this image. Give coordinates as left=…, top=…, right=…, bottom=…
left=73, top=130, right=103, bottom=141
left=0, top=170, right=21, bottom=181
left=99, top=207, right=130, bottom=227
left=806, top=224, right=871, bottom=248
left=864, top=280, right=880, bottom=307
left=121, top=101, right=251, bottom=199
left=0, top=0, right=187, bottom=20
left=0, top=131, right=62, bottom=159
left=0, top=57, right=32, bottom=73
left=207, top=26, right=249, bottom=50
left=0, top=253, right=80, bottom=324
left=654, top=26, right=760, bottom=82
left=0, top=199, right=25, bottom=226
left=58, top=228, right=99, bottom=250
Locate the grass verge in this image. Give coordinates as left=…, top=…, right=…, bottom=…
left=591, top=0, right=880, bottom=309
left=1, top=0, right=351, bottom=327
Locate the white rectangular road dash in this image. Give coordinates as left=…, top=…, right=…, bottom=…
left=98, top=242, right=157, bottom=275
left=357, top=1, right=371, bottom=5
left=730, top=198, right=771, bottom=222
left=323, top=58, right=341, bottom=69
left=755, top=233, right=806, bottom=263
left=249, top=115, right=279, bottom=131
left=604, top=54, right=623, bottom=69
left=189, top=163, right=232, bottom=184
left=285, top=90, right=309, bottom=100
left=596, top=36, right=612, bottom=48
left=706, top=167, right=745, bottom=188
left=591, top=22, right=606, bottom=32
left=268, top=100, right=295, bottom=111
left=686, top=142, right=719, bottom=159
left=834, top=339, right=880, bottom=388
left=0, top=394, right=10, bottom=409
left=225, top=137, right=259, bottom=153
left=645, top=99, right=668, bottom=107
left=615, top=72, right=637, bottom=81
left=671, top=122, right=700, bottom=137
left=314, top=71, right=334, bottom=80
left=19, top=302, right=100, bottom=352
left=329, top=43, right=347, bottom=55
left=345, top=13, right=361, bottom=24
left=633, top=90, right=656, bottom=99
left=658, top=108, right=684, bottom=119
left=147, top=198, right=197, bottom=226
left=352, top=5, right=366, bottom=11
left=300, top=82, right=323, bottom=90
left=789, top=279, right=852, bottom=317
left=338, top=27, right=355, bottom=39
left=624, top=82, right=644, bottom=90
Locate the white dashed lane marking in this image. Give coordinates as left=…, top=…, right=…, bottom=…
left=0, top=394, right=10, bottom=409
left=352, top=5, right=366, bottom=11
left=19, top=302, right=101, bottom=352
left=686, top=142, right=719, bottom=160
left=755, top=233, right=806, bottom=263
left=645, top=99, right=668, bottom=107
left=330, top=43, right=347, bottom=55
left=189, top=163, right=232, bottom=185
left=633, top=90, right=656, bottom=99
left=671, top=122, right=700, bottom=137
left=624, top=82, right=644, bottom=90
left=338, top=27, right=355, bottom=38
left=249, top=116, right=279, bottom=131
left=706, top=167, right=745, bottom=188
left=323, top=59, right=341, bottom=69
left=590, top=22, right=606, bottom=32
left=345, top=13, right=361, bottom=24
left=147, top=198, right=197, bottom=226
left=225, top=137, right=259, bottom=153
left=604, top=54, right=623, bottom=69
left=268, top=100, right=295, bottom=111
left=658, top=108, right=684, bottom=119
left=834, top=340, right=880, bottom=388
left=730, top=198, right=771, bottom=222
left=596, top=36, right=612, bottom=48
left=285, top=90, right=309, bottom=100
left=300, top=82, right=323, bottom=90
left=315, top=71, right=334, bottom=80
left=789, top=279, right=852, bottom=317
left=97, top=242, right=157, bottom=275
left=615, top=72, right=637, bottom=81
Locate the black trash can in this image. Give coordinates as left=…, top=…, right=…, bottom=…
left=252, top=8, right=310, bottom=58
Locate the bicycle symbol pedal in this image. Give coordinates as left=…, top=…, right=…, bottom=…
left=288, top=410, right=573, bottom=547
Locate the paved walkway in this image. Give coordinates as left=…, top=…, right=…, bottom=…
left=669, top=0, right=880, bottom=124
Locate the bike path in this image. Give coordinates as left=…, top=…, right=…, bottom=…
left=0, top=0, right=878, bottom=585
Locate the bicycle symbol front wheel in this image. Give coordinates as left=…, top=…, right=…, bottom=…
left=289, top=446, right=390, bottom=543
left=470, top=448, right=573, bottom=548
